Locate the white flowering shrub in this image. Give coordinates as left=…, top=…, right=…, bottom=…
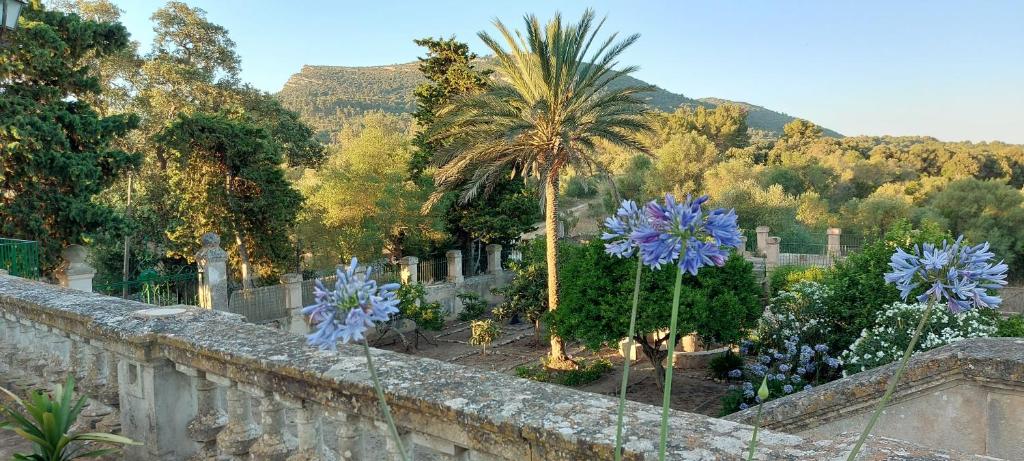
left=758, top=281, right=834, bottom=351
left=841, top=302, right=997, bottom=375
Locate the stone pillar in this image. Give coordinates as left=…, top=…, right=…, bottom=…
left=485, top=244, right=502, bottom=275
left=54, top=244, right=95, bottom=292
left=195, top=233, right=229, bottom=311
left=247, top=388, right=290, bottom=461
left=210, top=377, right=259, bottom=458
left=766, top=236, right=781, bottom=270
left=118, top=355, right=197, bottom=459
left=827, top=228, right=842, bottom=256
left=445, top=250, right=464, bottom=284
left=738, top=235, right=749, bottom=257
left=285, top=400, right=321, bottom=461
left=281, top=273, right=306, bottom=336
left=755, top=226, right=770, bottom=256
left=175, top=365, right=226, bottom=460
left=399, top=256, right=419, bottom=284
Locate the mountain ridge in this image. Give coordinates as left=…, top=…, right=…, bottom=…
left=276, top=62, right=841, bottom=138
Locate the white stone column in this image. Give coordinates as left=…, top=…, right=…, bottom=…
left=399, top=256, right=419, bottom=284
left=281, top=273, right=306, bottom=335
left=738, top=235, right=749, bottom=257
left=827, top=228, right=842, bottom=256
left=485, top=244, right=502, bottom=275
left=755, top=226, right=770, bottom=256
left=446, top=250, right=464, bottom=284
left=54, top=245, right=95, bottom=292
left=210, top=376, right=259, bottom=458
left=195, top=232, right=229, bottom=311
left=247, top=388, right=291, bottom=461
left=175, top=365, right=226, bottom=460
left=284, top=399, right=320, bottom=461
left=766, top=236, right=781, bottom=270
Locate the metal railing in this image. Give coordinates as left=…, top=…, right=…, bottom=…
left=0, top=238, right=40, bottom=279
left=227, top=284, right=286, bottom=324
left=94, top=271, right=199, bottom=306
left=418, top=257, right=448, bottom=285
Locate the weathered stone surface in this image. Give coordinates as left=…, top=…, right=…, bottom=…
left=726, top=338, right=1024, bottom=459
left=0, top=275, right=1002, bottom=460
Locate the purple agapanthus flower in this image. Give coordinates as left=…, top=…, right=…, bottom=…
left=616, top=194, right=741, bottom=273
left=884, top=237, right=1008, bottom=312
left=302, top=258, right=401, bottom=349
left=602, top=199, right=648, bottom=258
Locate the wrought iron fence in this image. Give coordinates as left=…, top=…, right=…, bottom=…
left=418, top=257, right=448, bottom=285
left=94, top=271, right=199, bottom=306
left=227, top=284, right=287, bottom=324
left=0, top=238, right=40, bottom=279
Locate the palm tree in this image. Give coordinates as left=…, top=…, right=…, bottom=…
left=425, top=10, right=652, bottom=368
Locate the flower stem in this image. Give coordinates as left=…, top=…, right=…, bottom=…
left=747, top=402, right=764, bottom=461
left=658, top=267, right=685, bottom=461
left=614, top=257, right=644, bottom=461
left=845, top=298, right=936, bottom=460
left=363, top=342, right=409, bottom=461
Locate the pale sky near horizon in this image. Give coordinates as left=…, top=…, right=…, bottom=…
left=103, top=1, right=1024, bottom=143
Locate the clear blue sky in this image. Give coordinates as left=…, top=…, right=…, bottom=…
left=105, top=1, right=1024, bottom=143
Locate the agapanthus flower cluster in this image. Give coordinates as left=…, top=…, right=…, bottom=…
left=727, top=333, right=842, bottom=411
left=884, top=237, right=1008, bottom=312
left=603, top=194, right=742, bottom=274
left=602, top=199, right=648, bottom=258
left=302, top=258, right=401, bottom=349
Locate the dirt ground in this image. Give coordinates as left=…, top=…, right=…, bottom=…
left=375, top=318, right=730, bottom=417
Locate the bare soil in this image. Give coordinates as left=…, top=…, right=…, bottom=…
left=375, top=319, right=730, bottom=417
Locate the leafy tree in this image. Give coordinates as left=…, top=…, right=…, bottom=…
left=0, top=4, right=139, bottom=271
left=649, top=104, right=749, bottom=152
left=377, top=283, right=444, bottom=351
left=296, top=113, right=443, bottom=267
left=424, top=11, right=652, bottom=368
left=925, top=179, right=1024, bottom=276
left=156, top=113, right=302, bottom=286
left=645, top=131, right=720, bottom=197
left=409, top=36, right=537, bottom=255
left=551, top=239, right=761, bottom=388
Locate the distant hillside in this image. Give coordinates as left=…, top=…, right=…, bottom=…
left=277, top=62, right=840, bottom=139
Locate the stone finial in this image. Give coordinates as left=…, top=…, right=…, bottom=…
left=446, top=250, right=464, bottom=284
left=399, top=256, right=419, bottom=284
left=765, top=236, right=781, bottom=269
left=281, top=273, right=307, bottom=336
left=55, top=244, right=96, bottom=292
left=827, top=228, right=842, bottom=256
left=755, top=226, right=770, bottom=256
left=485, top=244, right=503, bottom=274
left=196, top=233, right=228, bottom=311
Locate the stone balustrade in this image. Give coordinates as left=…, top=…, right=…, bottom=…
left=0, top=275, right=988, bottom=460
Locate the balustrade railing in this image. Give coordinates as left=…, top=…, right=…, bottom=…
left=0, top=274, right=959, bottom=460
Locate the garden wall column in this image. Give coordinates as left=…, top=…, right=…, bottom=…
left=486, top=244, right=502, bottom=274
left=827, top=228, right=842, bottom=256
left=756, top=226, right=770, bottom=256
left=399, top=256, right=419, bottom=284
left=281, top=273, right=306, bottom=335
left=738, top=235, right=749, bottom=257
left=766, top=236, right=781, bottom=270
left=195, top=232, right=228, bottom=311
left=446, top=250, right=464, bottom=284
left=54, top=245, right=95, bottom=292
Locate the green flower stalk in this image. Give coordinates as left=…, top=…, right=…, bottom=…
left=747, top=376, right=770, bottom=461
left=846, top=238, right=1006, bottom=460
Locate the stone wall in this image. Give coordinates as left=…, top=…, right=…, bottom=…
left=726, top=338, right=1024, bottom=460
left=0, top=275, right=979, bottom=460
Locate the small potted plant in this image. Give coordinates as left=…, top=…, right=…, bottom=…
left=470, top=319, right=501, bottom=354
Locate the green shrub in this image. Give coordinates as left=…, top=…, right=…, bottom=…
left=768, top=265, right=825, bottom=295
left=709, top=350, right=744, bottom=380
left=819, top=221, right=950, bottom=351
left=996, top=314, right=1024, bottom=337
left=564, top=175, right=598, bottom=198
left=840, top=302, right=997, bottom=374
left=456, top=291, right=488, bottom=321
left=0, top=376, right=139, bottom=459
left=515, top=358, right=613, bottom=386
left=552, top=239, right=762, bottom=387
left=759, top=281, right=835, bottom=352
left=490, top=239, right=548, bottom=340
left=469, top=319, right=500, bottom=353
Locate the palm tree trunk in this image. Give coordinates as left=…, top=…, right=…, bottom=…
left=544, top=173, right=575, bottom=370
